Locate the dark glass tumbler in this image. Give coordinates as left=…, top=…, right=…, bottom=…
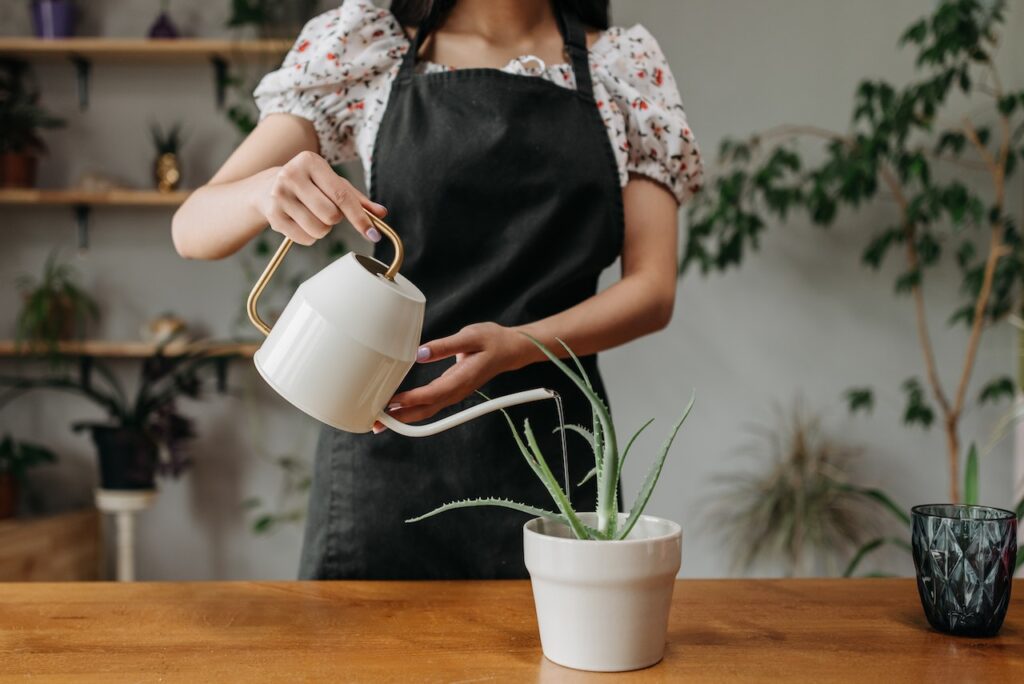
left=911, top=504, right=1017, bottom=637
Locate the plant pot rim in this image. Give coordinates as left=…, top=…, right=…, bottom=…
left=524, top=513, right=681, bottom=546
left=911, top=503, right=1017, bottom=522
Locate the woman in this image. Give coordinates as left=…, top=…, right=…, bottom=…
left=172, top=0, right=702, bottom=579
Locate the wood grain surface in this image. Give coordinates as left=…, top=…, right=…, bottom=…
left=0, top=579, right=1020, bottom=682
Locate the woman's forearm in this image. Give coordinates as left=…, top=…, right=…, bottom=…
left=513, top=271, right=675, bottom=367
left=172, top=167, right=276, bottom=260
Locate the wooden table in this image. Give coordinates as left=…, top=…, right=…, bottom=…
left=1, top=579, right=1020, bottom=682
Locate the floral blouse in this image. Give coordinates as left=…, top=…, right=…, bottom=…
left=254, top=0, right=703, bottom=205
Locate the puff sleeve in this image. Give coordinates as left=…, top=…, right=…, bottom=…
left=252, top=0, right=407, bottom=165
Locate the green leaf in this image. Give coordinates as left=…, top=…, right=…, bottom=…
left=618, top=417, right=655, bottom=478
left=844, top=536, right=912, bottom=577
left=978, top=376, right=1015, bottom=405
left=523, top=417, right=593, bottom=539
left=963, top=443, right=978, bottom=506
left=616, top=392, right=695, bottom=540
left=406, top=497, right=568, bottom=525
left=845, top=388, right=874, bottom=415
left=901, top=377, right=935, bottom=428
left=839, top=483, right=911, bottom=526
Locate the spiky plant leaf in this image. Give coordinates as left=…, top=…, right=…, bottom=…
left=523, top=418, right=593, bottom=539
left=616, top=392, right=695, bottom=540
left=617, top=417, right=655, bottom=481
left=555, top=423, right=594, bottom=449
left=838, top=483, right=911, bottom=526
left=407, top=497, right=567, bottom=524
left=525, top=334, right=619, bottom=536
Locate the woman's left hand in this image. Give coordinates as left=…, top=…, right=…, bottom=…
left=375, top=322, right=529, bottom=431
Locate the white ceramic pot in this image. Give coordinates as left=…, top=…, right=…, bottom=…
left=523, top=513, right=682, bottom=672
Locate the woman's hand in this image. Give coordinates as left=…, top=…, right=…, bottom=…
left=252, top=150, right=388, bottom=246
left=376, top=322, right=531, bottom=431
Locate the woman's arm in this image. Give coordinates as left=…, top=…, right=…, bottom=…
left=171, top=113, right=386, bottom=260
left=383, top=176, right=678, bottom=426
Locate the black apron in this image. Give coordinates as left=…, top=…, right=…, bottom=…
left=299, top=4, right=623, bottom=580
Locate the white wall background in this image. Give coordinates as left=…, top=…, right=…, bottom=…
left=0, top=0, right=1021, bottom=580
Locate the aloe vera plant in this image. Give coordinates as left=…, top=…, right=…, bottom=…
left=407, top=336, right=694, bottom=540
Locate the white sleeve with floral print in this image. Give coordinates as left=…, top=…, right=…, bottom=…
left=254, top=0, right=703, bottom=205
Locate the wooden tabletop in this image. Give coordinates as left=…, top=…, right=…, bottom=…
left=0, top=579, right=1020, bottom=682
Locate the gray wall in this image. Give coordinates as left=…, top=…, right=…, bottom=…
left=0, top=1, right=1020, bottom=579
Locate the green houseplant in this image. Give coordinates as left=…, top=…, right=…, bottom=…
left=709, top=401, right=887, bottom=577
left=0, top=434, right=57, bottom=519
left=0, top=61, right=65, bottom=187
left=16, top=251, right=100, bottom=356
left=682, top=0, right=1024, bottom=506
left=409, top=337, right=694, bottom=671
left=1, top=348, right=229, bottom=490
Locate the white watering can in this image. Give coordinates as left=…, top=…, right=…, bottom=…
left=246, top=210, right=554, bottom=437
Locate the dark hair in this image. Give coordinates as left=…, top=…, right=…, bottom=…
left=390, top=0, right=610, bottom=31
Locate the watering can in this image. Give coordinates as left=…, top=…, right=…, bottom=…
left=246, top=210, right=554, bottom=437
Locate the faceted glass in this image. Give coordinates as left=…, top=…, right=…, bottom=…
left=911, top=504, right=1017, bottom=637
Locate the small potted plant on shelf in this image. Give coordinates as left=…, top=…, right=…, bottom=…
left=409, top=337, right=694, bottom=672
left=150, top=122, right=184, bottom=193
left=0, top=434, right=57, bottom=519
left=16, top=251, right=100, bottom=357
left=0, top=61, right=64, bottom=187
left=0, top=347, right=230, bottom=491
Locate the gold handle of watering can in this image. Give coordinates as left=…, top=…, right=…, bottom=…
left=247, top=209, right=404, bottom=336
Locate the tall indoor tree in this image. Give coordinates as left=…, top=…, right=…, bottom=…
left=683, top=0, right=1023, bottom=503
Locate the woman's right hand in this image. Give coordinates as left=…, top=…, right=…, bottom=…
left=252, top=150, right=388, bottom=246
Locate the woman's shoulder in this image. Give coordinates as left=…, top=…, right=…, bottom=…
left=281, top=0, right=408, bottom=72
left=590, top=24, right=669, bottom=78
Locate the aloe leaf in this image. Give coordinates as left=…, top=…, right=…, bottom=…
left=554, top=338, right=605, bottom=484
left=963, top=443, right=978, bottom=506
left=616, top=392, right=695, bottom=540
left=838, top=483, right=911, bottom=527
left=613, top=417, right=655, bottom=504
left=406, top=497, right=566, bottom=524
left=843, top=536, right=912, bottom=577
left=523, top=418, right=591, bottom=539
left=554, top=423, right=594, bottom=449
left=577, top=466, right=597, bottom=487
left=523, top=334, right=618, bottom=536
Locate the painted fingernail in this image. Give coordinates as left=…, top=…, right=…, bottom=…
left=416, top=346, right=430, bottom=361
left=366, top=227, right=381, bottom=243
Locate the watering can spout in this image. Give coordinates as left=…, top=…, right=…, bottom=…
left=376, top=388, right=557, bottom=437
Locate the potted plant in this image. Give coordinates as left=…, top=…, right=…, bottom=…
left=31, top=0, right=77, bottom=39
left=0, top=348, right=228, bottom=491
left=150, top=122, right=184, bottom=193
left=409, top=337, right=694, bottom=672
left=16, top=251, right=100, bottom=357
left=0, top=61, right=65, bottom=187
left=0, top=434, right=57, bottom=519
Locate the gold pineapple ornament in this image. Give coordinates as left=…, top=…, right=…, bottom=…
left=151, top=122, right=184, bottom=193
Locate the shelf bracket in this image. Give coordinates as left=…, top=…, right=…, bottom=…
left=74, top=204, right=90, bottom=251
left=70, top=55, right=91, bottom=110
left=210, top=56, right=229, bottom=109
left=78, top=355, right=93, bottom=391
left=216, top=357, right=229, bottom=393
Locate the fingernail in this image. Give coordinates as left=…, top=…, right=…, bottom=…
left=375, top=203, right=388, bottom=216
left=366, top=227, right=381, bottom=243
left=386, top=402, right=402, bottom=411
left=372, top=424, right=386, bottom=434
left=416, top=346, right=430, bottom=361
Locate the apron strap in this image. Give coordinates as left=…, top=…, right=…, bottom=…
left=398, top=2, right=594, bottom=98
left=554, top=3, right=594, bottom=98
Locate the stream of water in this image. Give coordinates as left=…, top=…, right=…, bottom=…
left=552, top=391, right=570, bottom=505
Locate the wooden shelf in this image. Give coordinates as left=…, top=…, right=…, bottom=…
left=0, top=38, right=292, bottom=61
left=0, top=189, right=190, bottom=207
left=0, top=340, right=258, bottom=359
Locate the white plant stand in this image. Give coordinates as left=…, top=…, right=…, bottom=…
left=95, top=489, right=156, bottom=582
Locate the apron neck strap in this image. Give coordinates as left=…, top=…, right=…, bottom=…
left=554, top=2, right=593, bottom=97
left=397, top=2, right=594, bottom=97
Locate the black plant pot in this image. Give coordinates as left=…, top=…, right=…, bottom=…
left=911, top=504, right=1017, bottom=637
left=89, top=426, right=158, bottom=491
